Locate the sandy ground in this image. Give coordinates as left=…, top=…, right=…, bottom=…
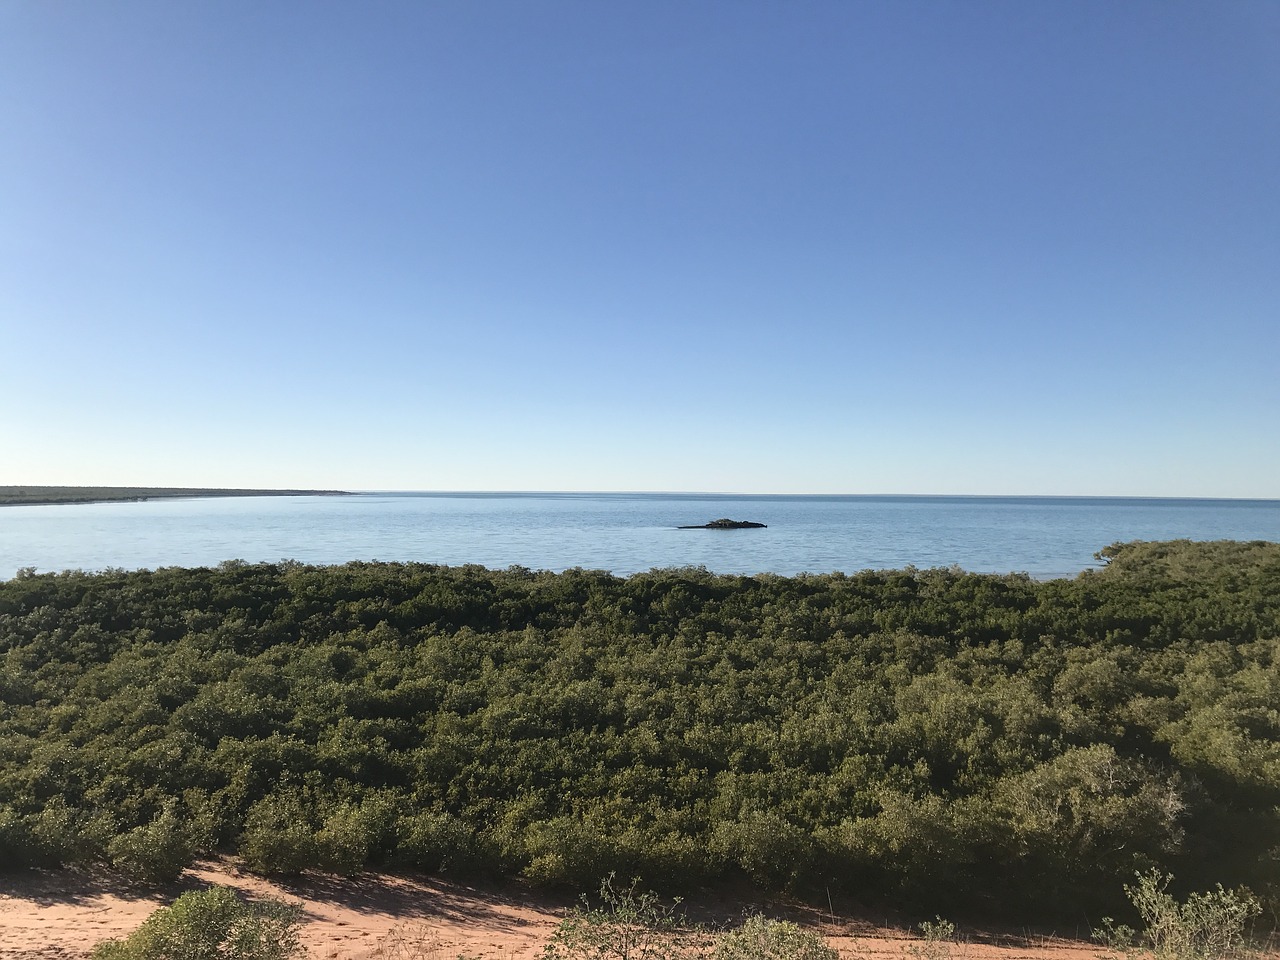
left=0, top=859, right=1227, bottom=960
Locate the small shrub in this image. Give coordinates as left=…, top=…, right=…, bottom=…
left=315, top=801, right=374, bottom=875
left=713, top=915, right=837, bottom=960
left=108, top=805, right=197, bottom=884
left=524, top=817, right=614, bottom=888
left=30, top=799, right=116, bottom=866
left=904, top=918, right=964, bottom=960
left=541, top=874, right=694, bottom=960
left=0, top=806, right=35, bottom=870
left=239, top=795, right=317, bottom=875
left=372, top=922, right=443, bottom=960
left=1095, top=870, right=1260, bottom=960
left=395, top=810, right=480, bottom=874
left=91, top=885, right=301, bottom=960
left=710, top=812, right=813, bottom=889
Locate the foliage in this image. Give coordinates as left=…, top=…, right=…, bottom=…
left=1095, top=871, right=1260, bottom=960
left=238, top=794, right=319, bottom=875
left=107, top=803, right=197, bottom=884
left=712, top=915, right=837, bottom=960
left=314, top=800, right=379, bottom=875
left=541, top=875, right=693, bottom=960
left=90, top=885, right=301, bottom=960
left=904, top=919, right=964, bottom=960
left=2, top=540, right=1279, bottom=922
left=394, top=809, right=481, bottom=875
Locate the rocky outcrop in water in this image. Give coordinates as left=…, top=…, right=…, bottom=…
left=677, top=518, right=767, bottom=529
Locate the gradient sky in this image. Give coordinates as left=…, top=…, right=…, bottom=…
left=2, top=1, right=1277, bottom=496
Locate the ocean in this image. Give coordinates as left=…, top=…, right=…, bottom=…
left=2, top=492, right=1279, bottom=581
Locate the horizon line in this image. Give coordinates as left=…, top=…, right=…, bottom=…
left=355, top=489, right=1280, bottom=503
left=5, top=485, right=1279, bottom=504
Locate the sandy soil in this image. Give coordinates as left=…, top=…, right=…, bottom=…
left=0, top=859, right=1187, bottom=960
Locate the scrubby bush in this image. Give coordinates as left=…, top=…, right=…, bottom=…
left=239, top=795, right=317, bottom=875
left=1096, top=870, right=1261, bottom=960
left=0, top=806, right=34, bottom=869
left=91, top=885, right=301, bottom=960
left=711, top=812, right=814, bottom=889
left=905, top=919, right=964, bottom=960
left=314, top=801, right=375, bottom=875
left=712, top=915, right=837, bottom=960
left=395, top=809, right=481, bottom=874
left=372, top=922, right=462, bottom=960
left=540, top=875, right=694, bottom=960
left=108, top=804, right=197, bottom=884
left=28, top=798, right=116, bottom=866
left=524, top=817, right=615, bottom=888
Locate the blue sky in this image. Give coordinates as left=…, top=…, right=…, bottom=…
left=2, top=1, right=1277, bottom=496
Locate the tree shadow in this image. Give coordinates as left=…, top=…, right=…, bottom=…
left=287, top=871, right=568, bottom=931
left=0, top=865, right=168, bottom=909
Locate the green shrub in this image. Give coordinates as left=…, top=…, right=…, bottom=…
left=239, top=795, right=317, bottom=875
left=314, top=801, right=375, bottom=875
left=540, top=874, right=694, bottom=960
left=395, top=810, right=480, bottom=874
left=710, top=811, right=813, bottom=889
left=91, top=885, right=301, bottom=960
left=712, top=915, right=837, bottom=960
left=1096, top=870, right=1260, bottom=960
left=0, top=806, right=35, bottom=870
left=108, top=805, right=197, bottom=884
left=29, top=799, right=116, bottom=866
left=6, top=544, right=1280, bottom=914
left=524, top=817, right=615, bottom=888
left=905, top=918, right=964, bottom=960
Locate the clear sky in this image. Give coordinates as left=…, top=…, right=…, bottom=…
left=2, top=1, right=1277, bottom=496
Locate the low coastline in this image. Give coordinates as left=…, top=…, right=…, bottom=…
left=0, top=485, right=353, bottom=507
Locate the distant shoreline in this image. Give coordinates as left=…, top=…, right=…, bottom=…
left=0, top=486, right=353, bottom=507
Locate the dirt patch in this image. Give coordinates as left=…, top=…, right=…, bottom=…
left=0, top=860, right=1131, bottom=960
left=0, top=862, right=558, bottom=960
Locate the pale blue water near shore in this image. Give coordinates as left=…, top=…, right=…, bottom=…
left=3, top=493, right=1280, bottom=582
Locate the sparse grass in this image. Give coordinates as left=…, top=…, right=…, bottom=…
left=371, top=921, right=483, bottom=960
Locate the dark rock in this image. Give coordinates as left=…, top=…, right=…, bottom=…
left=677, top=518, right=767, bottom=529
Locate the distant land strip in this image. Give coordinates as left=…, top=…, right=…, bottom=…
left=0, top=486, right=353, bottom=506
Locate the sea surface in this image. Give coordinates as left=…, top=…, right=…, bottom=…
left=2, top=493, right=1280, bottom=582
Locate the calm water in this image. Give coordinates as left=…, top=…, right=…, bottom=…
left=2, top=493, right=1280, bottom=582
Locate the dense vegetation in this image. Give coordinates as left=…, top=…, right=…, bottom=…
left=0, top=486, right=347, bottom=505
left=1, top=540, right=1277, bottom=923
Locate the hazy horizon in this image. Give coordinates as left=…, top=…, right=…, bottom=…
left=7, top=484, right=1280, bottom=503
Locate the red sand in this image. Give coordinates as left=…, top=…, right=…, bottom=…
left=0, top=859, right=1251, bottom=960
